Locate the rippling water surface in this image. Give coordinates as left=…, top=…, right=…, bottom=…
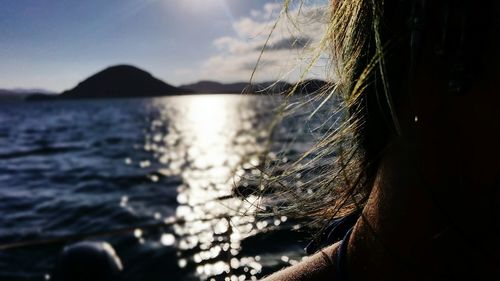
left=0, top=94, right=331, bottom=281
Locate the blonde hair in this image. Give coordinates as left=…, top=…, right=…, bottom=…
left=253, top=0, right=404, bottom=228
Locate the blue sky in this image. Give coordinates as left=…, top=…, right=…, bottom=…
left=0, top=0, right=328, bottom=92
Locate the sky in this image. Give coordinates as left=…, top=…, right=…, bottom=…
left=0, top=0, right=329, bottom=92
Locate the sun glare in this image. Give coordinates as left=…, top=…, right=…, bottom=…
left=168, top=0, right=236, bottom=23
left=176, top=0, right=231, bottom=16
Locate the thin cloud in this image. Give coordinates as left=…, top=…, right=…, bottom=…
left=257, top=36, right=312, bottom=51
left=199, top=3, right=329, bottom=83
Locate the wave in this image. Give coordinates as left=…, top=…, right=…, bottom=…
left=0, top=146, right=82, bottom=160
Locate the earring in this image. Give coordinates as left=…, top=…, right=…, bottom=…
left=408, top=0, right=428, bottom=125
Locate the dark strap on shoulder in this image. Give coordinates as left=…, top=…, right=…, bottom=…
left=305, top=210, right=360, bottom=255
left=334, top=228, right=353, bottom=281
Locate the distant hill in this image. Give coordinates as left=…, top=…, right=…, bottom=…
left=58, top=65, right=190, bottom=99
left=27, top=65, right=191, bottom=101
left=21, top=65, right=330, bottom=101
left=254, top=81, right=294, bottom=94
left=180, top=80, right=329, bottom=95
left=9, top=88, right=55, bottom=94
left=0, top=89, right=26, bottom=101
left=1, top=89, right=55, bottom=102
left=25, top=93, right=58, bottom=101
left=180, top=81, right=250, bottom=94
left=292, top=79, right=330, bottom=94
left=180, top=80, right=294, bottom=94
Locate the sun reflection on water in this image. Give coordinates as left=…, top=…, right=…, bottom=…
left=145, top=95, right=275, bottom=280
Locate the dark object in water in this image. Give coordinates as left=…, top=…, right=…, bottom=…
left=54, top=241, right=123, bottom=281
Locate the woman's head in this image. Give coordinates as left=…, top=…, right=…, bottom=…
left=259, top=1, right=500, bottom=278
left=267, top=0, right=500, bottom=226
left=329, top=0, right=500, bottom=206
left=326, top=1, right=500, bottom=276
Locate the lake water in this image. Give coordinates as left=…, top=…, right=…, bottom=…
left=0, top=94, right=335, bottom=281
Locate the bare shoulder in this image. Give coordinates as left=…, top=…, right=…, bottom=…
left=260, top=242, right=341, bottom=281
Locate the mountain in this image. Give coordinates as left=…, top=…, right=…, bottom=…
left=21, top=64, right=329, bottom=101
left=1, top=89, right=55, bottom=102
left=25, top=93, right=58, bottom=101
left=293, top=79, right=330, bottom=94
left=254, top=81, right=293, bottom=94
left=180, top=81, right=250, bottom=94
left=180, top=80, right=294, bottom=94
left=25, top=65, right=190, bottom=101
left=0, top=89, right=25, bottom=101
left=9, top=88, right=55, bottom=94
left=58, top=65, right=190, bottom=99
left=180, top=80, right=329, bottom=95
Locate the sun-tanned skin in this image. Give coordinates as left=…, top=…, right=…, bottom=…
left=262, top=243, right=340, bottom=281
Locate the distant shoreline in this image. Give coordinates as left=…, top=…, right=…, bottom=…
left=3, top=64, right=330, bottom=102
left=25, top=92, right=274, bottom=102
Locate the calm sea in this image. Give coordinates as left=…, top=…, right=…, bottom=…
left=0, top=94, right=335, bottom=281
